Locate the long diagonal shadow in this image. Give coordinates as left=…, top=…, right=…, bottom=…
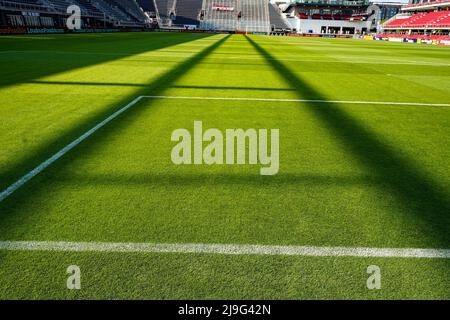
left=246, top=36, right=450, bottom=248
left=26, top=80, right=296, bottom=92
left=0, top=35, right=231, bottom=223
left=0, top=33, right=211, bottom=90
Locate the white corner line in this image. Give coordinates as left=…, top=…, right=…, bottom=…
left=1, top=94, right=449, bottom=203
left=0, top=95, right=144, bottom=202
left=0, top=241, right=449, bottom=259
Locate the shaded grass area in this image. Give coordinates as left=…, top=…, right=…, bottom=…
left=245, top=35, right=450, bottom=248
left=0, top=32, right=212, bottom=89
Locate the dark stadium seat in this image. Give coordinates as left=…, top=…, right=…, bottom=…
left=173, top=0, right=203, bottom=26
left=298, top=13, right=308, bottom=19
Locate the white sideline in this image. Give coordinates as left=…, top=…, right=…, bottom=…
left=0, top=241, right=449, bottom=258
left=1, top=94, right=450, bottom=203
left=141, top=95, right=450, bottom=107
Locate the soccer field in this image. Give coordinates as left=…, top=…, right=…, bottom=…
left=0, top=32, right=449, bottom=299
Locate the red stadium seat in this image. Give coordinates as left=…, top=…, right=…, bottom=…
left=385, top=11, right=450, bottom=29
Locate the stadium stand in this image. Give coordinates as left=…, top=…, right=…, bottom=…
left=137, top=0, right=155, bottom=14
left=239, top=0, right=270, bottom=33
left=0, top=0, right=293, bottom=33
left=136, top=0, right=156, bottom=23
left=173, top=0, right=203, bottom=27
left=385, top=10, right=450, bottom=29
left=0, top=0, right=48, bottom=12
left=403, top=0, right=450, bottom=9
left=200, top=0, right=239, bottom=31
left=111, top=0, right=147, bottom=21
left=0, top=0, right=149, bottom=28
left=409, top=10, right=450, bottom=28
left=94, top=0, right=143, bottom=24
left=74, top=0, right=103, bottom=17
left=383, top=0, right=450, bottom=33
left=282, top=0, right=379, bottom=34
left=153, top=0, right=174, bottom=25
left=385, top=13, right=427, bottom=28
left=268, top=2, right=290, bottom=30
left=199, top=0, right=272, bottom=33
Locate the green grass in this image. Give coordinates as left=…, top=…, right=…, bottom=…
left=0, top=33, right=449, bottom=299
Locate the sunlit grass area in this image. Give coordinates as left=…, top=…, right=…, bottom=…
left=0, top=33, right=449, bottom=299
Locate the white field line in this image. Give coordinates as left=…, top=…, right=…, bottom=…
left=0, top=241, right=449, bottom=258
left=224, top=57, right=450, bottom=66
left=141, top=95, right=450, bottom=107
left=0, top=95, right=144, bottom=202
left=1, top=94, right=449, bottom=203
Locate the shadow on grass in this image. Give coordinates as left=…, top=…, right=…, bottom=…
left=0, top=35, right=231, bottom=221
left=245, top=35, right=450, bottom=248
left=52, top=172, right=381, bottom=187
left=0, top=32, right=212, bottom=89
left=26, top=80, right=296, bottom=92
left=0, top=33, right=219, bottom=190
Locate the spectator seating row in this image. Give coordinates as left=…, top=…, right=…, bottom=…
left=385, top=10, right=450, bottom=28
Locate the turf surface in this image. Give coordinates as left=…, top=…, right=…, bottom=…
left=0, top=33, right=449, bottom=299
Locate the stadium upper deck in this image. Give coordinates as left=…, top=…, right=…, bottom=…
left=282, top=0, right=380, bottom=34
left=384, top=0, right=450, bottom=32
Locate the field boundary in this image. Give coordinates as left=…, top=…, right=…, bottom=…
left=1, top=94, right=450, bottom=203
left=0, top=241, right=449, bottom=258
